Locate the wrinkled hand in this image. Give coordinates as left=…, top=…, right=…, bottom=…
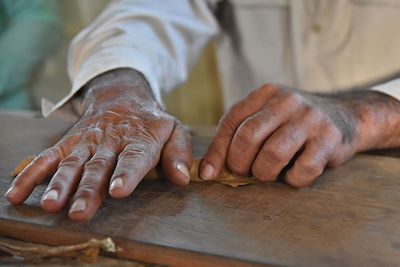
left=200, top=84, right=376, bottom=187
left=5, top=69, right=192, bottom=221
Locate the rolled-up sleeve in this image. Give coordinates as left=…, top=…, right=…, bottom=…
left=42, top=0, right=219, bottom=117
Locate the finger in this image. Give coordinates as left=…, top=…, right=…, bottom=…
left=5, top=147, right=63, bottom=204
left=161, top=122, right=193, bottom=186
left=108, top=139, right=161, bottom=198
left=251, top=120, right=308, bottom=182
left=227, top=93, right=302, bottom=176
left=69, top=149, right=117, bottom=221
left=41, top=147, right=92, bottom=213
left=285, top=136, right=335, bottom=188
left=200, top=84, right=278, bottom=180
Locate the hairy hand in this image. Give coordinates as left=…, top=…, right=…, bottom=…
left=5, top=69, right=192, bottom=221
left=200, top=84, right=400, bottom=187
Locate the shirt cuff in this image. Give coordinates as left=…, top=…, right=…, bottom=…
left=42, top=48, right=163, bottom=117
left=370, top=79, right=400, bottom=102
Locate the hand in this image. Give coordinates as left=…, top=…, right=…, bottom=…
left=199, top=84, right=400, bottom=187
left=5, top=69, right=192, bottom=221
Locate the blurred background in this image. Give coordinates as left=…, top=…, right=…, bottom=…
left=0, top=0, right=222, bottom=126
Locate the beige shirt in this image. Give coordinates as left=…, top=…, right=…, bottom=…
left=42, top=0, right=400, bottom=117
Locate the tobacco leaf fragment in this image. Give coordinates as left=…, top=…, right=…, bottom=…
left=11, top=156, right=35, bottom=177
left=0, top=237, right=122, bottom=263
left=187, top=159, right=258, bottom=187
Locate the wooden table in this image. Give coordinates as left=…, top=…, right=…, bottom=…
left=1, top=112, right=400, bottom=267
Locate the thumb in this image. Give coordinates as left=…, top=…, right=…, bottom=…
left=161, top=121, right=193, bottom=186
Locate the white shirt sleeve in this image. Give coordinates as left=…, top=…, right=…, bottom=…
left=371, top=79, right=400, bottom=102
left=42, top=0, right=219, bottom=117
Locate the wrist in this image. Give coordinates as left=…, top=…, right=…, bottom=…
left=81, top=68, right=159, bottom=112
left=343, top=91, right=400, bottom=151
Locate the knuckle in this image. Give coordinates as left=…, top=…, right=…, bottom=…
left=175, top=122, right=191, bottom=140
left=219, top=114, right=237, bottom=133
left=60, top=155, right=85, bottom=166
left=38, top=147, right=61, bottom=161
left=168, top=129, right=192, bottom=152
left=48, top=178, right=69, bottom=191
left=299, top=159, right=323, bottom=177
left=259, top=83, right=278, bottom=94
left=313, top=137, right=336, bottom=159
left=165, top=143, right=190, bottom=157
left=251, top=163, right=276, bottom=182
left=26, top=156, right=53, bottom=175
left=323, top=122, right=342, bottom=139
left=52, top=173, right=70, bottom=185
left=81, top=144, right=97, bottom=155
left=234, top=125, right=254, bottom=146
left=38, top=148, right=53, bottom=158
left=262, top=147, right=285, bottom=165
left=120, top=145, right=147, bottom=159
left=227, top=157, right=248, bottom=177
left=284, top=91, right=303, bottom=106
left=76, top=185, right=102, bottom=203
left=132, top=136, right=157, bottom=147
left=164, top=145, right=191, bottom=162
left=85, top=156, right=112, bottom=169
left=229, top=101, right=242, bottom=113
left=280, top=123, right=297, bottom=140
left=83, top=127, right=103, bottom=144
left=305, top=108, right=324, bottom=122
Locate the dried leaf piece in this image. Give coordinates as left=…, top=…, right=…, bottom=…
left=143, top=159, right=257, bottom=187
left=11, top=156, right=35, bottom=177
left=0, top=237, right=122, bottom=263
left=101, top=237, right=119, bottom=253
left=188, top=159, right=258, bottom=188
left=80, top=246, right=100, bottom=263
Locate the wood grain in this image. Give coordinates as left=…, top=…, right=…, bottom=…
left=1, top=112, right=400, bottom=267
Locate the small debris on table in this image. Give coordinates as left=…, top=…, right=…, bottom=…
left=0, top=237, right=122, bottom=263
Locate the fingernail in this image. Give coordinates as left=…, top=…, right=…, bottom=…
left=200, top=163, right=215, bottom=180
left=70, top=199, right=86, bottom=213
left=176, top=163, right=190, bottom=180
left=110, top=177, right=124, bottom=191
left=42, top=189, right=59, bottom=201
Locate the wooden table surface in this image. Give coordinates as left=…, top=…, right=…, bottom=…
left=0, top=112, right=400, bottom=267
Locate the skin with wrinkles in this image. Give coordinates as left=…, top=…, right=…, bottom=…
left=5, top=70, right=400, bottom=221
left=199, top=84, right=400, bottom=187
left=5, top=69, right=193, bottom=221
